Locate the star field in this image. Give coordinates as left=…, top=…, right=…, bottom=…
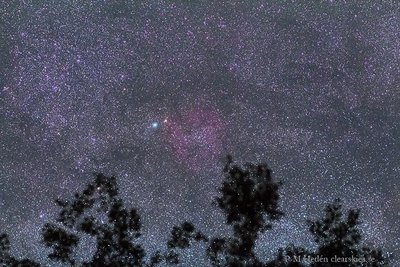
left=0, top=1, right=399, bottom=265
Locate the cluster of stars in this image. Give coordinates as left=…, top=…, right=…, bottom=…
left=0, top=0, right=399, bottom=265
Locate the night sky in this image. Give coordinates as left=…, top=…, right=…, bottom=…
left=0, top=1, right=399, bottom=266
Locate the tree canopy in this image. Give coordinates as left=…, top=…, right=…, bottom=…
left=0, top=157, right=390, bottom=266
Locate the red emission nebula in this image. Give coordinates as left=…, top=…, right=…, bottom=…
left=162, top=107, right=226, bottom=171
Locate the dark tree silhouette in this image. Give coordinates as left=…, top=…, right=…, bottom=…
left=164, top=221, right=208, bottom=265
left=41, top=173, right=159, bottom=266
left=167, top=155, right=284, bottom=266
left=0, top=234, right=39, bottom=267
left=265, top=199, right=389, bottom=267
left=0, top=157, right=391, bottom=266
left=166, top=157, right=390, bottom=267
left=306, top=199, right=388, bottom=267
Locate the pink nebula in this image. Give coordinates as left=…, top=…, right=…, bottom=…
left=163, top=107, right=226, bottom=171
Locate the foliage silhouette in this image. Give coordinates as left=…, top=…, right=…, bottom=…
left=166, top=155, right=284, bottom=266
left=0, top=157, right=391, bottom=266
left=41, top=173, right=156, bottom=266
left=166, top=156, right=389, bottom=267
left=266, top=200, right=389, bottom=267
left=305, top=199, right=388, bottom=267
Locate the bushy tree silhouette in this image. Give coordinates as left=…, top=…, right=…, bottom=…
left=265, top=199, right=389, bottom=267
left=164, top=221, right=208, bottom=265
left=306, top=199, right=388, bottom=267
left=166, top=155, right=284, bottom=266
left=0, top=157, right=391, bottom=266
left=166, top=157, right=389, bottom=267
left=41, top=173, right=159, bottom=267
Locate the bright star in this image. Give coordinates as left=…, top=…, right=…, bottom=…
left=151, top=122, right=159, bottom=128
